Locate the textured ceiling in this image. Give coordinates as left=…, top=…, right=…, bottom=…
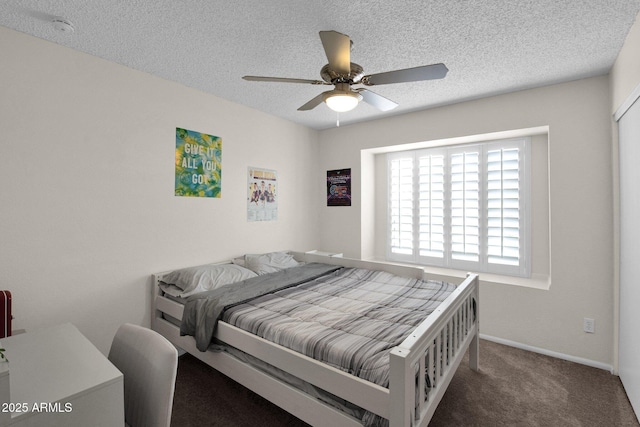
left=1, top=1, right=639, bottom=130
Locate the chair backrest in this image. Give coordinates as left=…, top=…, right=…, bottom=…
left=108, top=323, right=178, bottom=427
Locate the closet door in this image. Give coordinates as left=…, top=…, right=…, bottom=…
left=619, top=95, right=640, bottom=417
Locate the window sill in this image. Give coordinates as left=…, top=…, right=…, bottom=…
left=428, top=266, right=550, bottom=290
left=372, top=258, right=551, bottom=290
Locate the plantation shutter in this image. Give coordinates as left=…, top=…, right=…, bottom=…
left=418, top=152, right=445, bottom=260
left=387, top=138, right=529, bottom=277
left=389, top=155, right=414, bottom=256
left=487, top=146, right=521, bottom=266
left=450, top=150, right=480, bottom=263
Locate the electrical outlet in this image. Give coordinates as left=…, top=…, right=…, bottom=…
left=583, top=318, right=595, bottom=333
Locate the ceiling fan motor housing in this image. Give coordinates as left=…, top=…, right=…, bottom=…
left=321, top=63, right=364, bottom=84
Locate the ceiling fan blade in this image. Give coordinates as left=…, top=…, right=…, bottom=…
left=364, top=63, right=448, bottom=86
left=356, top=89, right=398, bottom=111
left=298, top=93, right=326, bottom=111
left=319, top=31, right=351, bottom=75
left=243, top=76, right=326, bottom=85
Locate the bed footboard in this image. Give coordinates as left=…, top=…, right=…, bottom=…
left=389, top=272, right=479, bottom=427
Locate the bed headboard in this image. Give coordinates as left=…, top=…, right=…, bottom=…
left=290, top=251, right=425, bottom=279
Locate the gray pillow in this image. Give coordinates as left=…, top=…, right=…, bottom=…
left=244, top=252, right=301, bottom=275
left=160, top=263, right=257, bottom=298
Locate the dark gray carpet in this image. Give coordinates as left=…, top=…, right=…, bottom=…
left=171, top=339, right=639, bottom=426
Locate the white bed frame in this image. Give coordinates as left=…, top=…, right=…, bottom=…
left=151, top=252, right=479, bottom=427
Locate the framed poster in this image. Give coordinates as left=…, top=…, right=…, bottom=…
left=247, top=167, right=278, bottom=221
left=175, top=127, right=222, bottom=197
left=327, top=168, right=351, bottom=206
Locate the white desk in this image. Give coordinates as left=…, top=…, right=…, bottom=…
left=0, top=323, right=124, bottom=426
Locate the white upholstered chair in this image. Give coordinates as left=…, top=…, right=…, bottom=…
left=108, top=323, right=179, bottom=427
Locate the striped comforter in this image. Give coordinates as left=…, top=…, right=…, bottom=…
left=222, top=267, right=456, bottom=389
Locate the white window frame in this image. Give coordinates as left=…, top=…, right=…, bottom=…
left=387, top=138, right=531, bottom=278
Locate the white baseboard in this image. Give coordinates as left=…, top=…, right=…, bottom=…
left=479, top=334, right=614, bottom=374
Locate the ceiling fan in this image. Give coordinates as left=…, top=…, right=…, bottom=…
left=243, top=30, right=448, bottom=113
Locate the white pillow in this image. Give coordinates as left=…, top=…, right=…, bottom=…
left=231, top=256, right=246, bottom=267
left=160, top=263, right=257, bottom=298
left=244, top=251, right=301, bottom=275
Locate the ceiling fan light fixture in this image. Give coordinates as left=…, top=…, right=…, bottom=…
left=324, top=91, right=362, bottom=112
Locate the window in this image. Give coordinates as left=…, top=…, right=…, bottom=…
left=387, top=138, right=530, bottom=277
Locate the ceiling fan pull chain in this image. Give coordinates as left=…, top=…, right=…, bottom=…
left=336, top=112, right=340, bottom=127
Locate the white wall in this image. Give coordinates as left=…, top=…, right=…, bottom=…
left=611, top=12, right=640, bottom=112
left=317, top=77, right=614, bottom=366
left=0, top=27, right=320, bottom=353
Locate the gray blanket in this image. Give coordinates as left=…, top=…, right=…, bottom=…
left=180, top=262, right=342, bottom=351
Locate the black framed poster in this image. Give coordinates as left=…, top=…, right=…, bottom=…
left=327, top=168, right=351, bottom=206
